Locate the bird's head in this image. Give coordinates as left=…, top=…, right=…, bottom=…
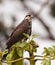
left=25, top=15, right=33, bottom=22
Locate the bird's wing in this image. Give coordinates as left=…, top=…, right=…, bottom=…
left=10, top=19, right=28, bottom=38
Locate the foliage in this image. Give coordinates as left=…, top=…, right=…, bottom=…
left=0, top=34, right=55, bottom=65
left=43, top=46, right=55, bottom=59
left=41, top=59, right=51, bottom=65
left=6, top=42, right=24, bottom=65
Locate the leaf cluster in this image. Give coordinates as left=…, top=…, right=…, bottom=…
left=41, top=46, right=55, bottom=65
left=0, top=34, right=55, bottom=65
left=41, top=59, right=51, bottom=65
left=43, top=46, right=55, bottom=59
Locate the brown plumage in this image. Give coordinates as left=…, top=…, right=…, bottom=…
left=6, top=15, right=32, bottom=49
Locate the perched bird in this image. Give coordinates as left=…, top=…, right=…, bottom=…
left=6, top=15, right=33, bottom=49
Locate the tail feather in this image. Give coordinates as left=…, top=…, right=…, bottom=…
left=6, top=38, right=14, bottom=49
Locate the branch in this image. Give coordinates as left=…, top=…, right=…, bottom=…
left=34, top=55, right=54, bottom=62
left=35, top=58, right=53, bottom=62
left=2, top=57, right=30, bottom=63
left=34, top=55, right=44, bottom=57
left=1, top=56, right=54, bottom=63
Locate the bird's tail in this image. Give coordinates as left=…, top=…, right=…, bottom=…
left=6, top=38, right=13, bottom=49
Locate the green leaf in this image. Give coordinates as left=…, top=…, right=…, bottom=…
left=43, top=47, right=50, bottom=55
left=6, top=54, right=13, bottom=61
left=33, top=48, right=37, bottom=52
left=0, top=61, right=2, bottom=65
left=41, top=60, right=47, bottom=65
left=17, top=48, right=23, bottom=57
left=30, top=40, right=39, bottom=48
left=41, top=59, right=51, bottom=65
left=0, top=51, right=3, bottom=58
left=46, top=59, right=51, bottom=65
left=6, top=48, right=15, bottom=61
left=23, top=33, right=30, bottom=38
left=25, top=45, right=30, bottom=52
left=16, top=41, right=26, bottom=48
left=52, top=45, right=55, bottom=50
left=32, top=34, right=39, bottom=38
left=47, top=47, right=54, bottom=56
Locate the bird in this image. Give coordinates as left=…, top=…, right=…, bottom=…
left=6, top=15, right=33, bottom=49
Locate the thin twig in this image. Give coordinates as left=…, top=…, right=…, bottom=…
left=35, top=58, right=54, bottom=62
left=2, top=58, right=30, bottom=63
left=34, top=55, right=53, bottom=59
left=34, top=55, right=44, bottom=57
